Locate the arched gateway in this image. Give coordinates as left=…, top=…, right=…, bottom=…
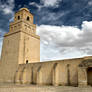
left=87, top=67, right=92, bottom=85
left=78, top=59, right=92, bottom=86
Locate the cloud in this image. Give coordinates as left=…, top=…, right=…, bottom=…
left=88, top=1, right=92, bottom=6
left=29, top=0, right=92, bottom=28
left=37, top=21, right=92, bottom=61
left=0, top=0, right=14, bottom=15
left=0, top=29, right=5, bottom=58
left=29, top=0, right=62, bottom=10
left=29, top=2, right=43, bottom=10
left=40, top=0, right=62, bottom=7
left=36, top=9, right=70, bottom=25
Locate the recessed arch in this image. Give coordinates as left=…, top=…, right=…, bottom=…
left=87, top=67, right=92, bottom=86
left=26, top=60, right=28, bottom=64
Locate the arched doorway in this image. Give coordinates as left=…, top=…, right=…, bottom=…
left=87, top=67, right=92, bottom=86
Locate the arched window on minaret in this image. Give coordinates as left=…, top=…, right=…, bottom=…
left=18, top=16, right=20, bottom=20
left=27, top=16, right=30, bottom=21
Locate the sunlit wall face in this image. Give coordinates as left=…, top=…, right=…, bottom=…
left=0, top=0, right=92, bottom=61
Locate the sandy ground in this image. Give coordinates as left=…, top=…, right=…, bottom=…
left=0, top=83, right=92, bottom=92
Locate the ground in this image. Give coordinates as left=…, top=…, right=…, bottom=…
left=0, top=84, right=92, bottom=92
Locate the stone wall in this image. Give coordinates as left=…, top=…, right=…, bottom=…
left=15, top=58, right=84, bottom=86
left=0, top=32, right=20, bottom=83
left=18, top=31, right=40, bottom=64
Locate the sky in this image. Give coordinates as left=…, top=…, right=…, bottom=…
left=0, top=0, right=92, bottom=61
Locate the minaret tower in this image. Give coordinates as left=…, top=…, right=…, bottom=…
left=0, top=8, right=40, bottom=82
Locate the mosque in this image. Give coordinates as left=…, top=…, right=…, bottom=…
left=0, top=8, right=92, bottom=87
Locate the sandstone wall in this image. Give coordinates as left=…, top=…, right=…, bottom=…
left=0, top=32, right=21, bottom=83
left=15, top=58, right=84, bottom=86
left=18, top=31, right=40, bottom=64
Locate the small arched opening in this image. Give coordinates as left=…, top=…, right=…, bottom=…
left=27, top=16, right=30, bottom=21
left=26, top=60, right=28, bottom=64
left=18, top=16, right=20, bottom=20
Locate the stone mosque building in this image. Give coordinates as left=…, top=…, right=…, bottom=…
left=0, top=8, right=92, bottom=87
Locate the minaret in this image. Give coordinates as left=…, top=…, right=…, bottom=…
left=0, top=8, right=40, bottom=82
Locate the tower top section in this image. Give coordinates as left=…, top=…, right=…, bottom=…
left=14, top=7, right=33, bottom=24
left=8, top=8, right=39, bottom=37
